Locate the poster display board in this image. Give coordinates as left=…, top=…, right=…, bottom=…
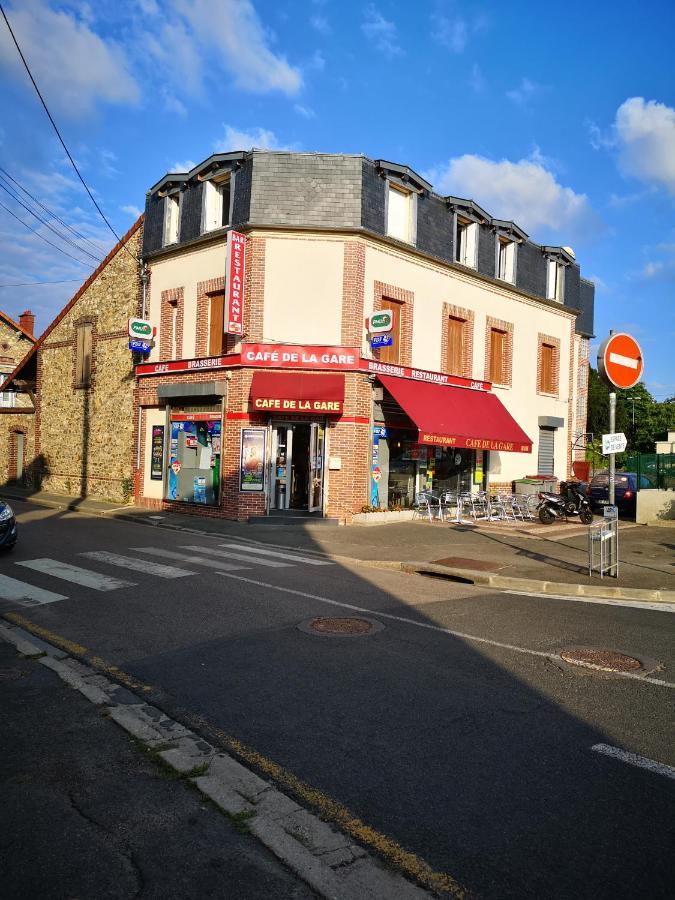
left=150, top=425, right=164, bottom=480
left=240, top=428, right=266, bottom=492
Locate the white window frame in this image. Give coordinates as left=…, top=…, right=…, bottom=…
left=497, top=237, right=516, bottom=283
left=546, top=258, right=565, bottom=302
left=202, top=173, right=233, bottom=234
left=386, top=181, right=416, bottom=244
left=163, top=193, right=180, bottom=246
left=0, top=390, right=16, bottom=408
left=456, top=217, right=478, bottom=268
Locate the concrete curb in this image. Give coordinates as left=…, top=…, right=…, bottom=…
left=0, top=621, right=432, bottom=900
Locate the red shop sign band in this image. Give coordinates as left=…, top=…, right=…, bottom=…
left=225, top=231, right=246, bottom=335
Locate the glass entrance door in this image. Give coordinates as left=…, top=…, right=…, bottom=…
left=308, top=422, right=325, bottom=512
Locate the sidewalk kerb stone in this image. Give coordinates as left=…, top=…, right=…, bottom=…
left=192, top=773, right=254, bottom=816
left=107, top=705, right=168, bottom=743
left=0, top=622, right=46, bottom=657
left=207, top=752, right=271, bottom=801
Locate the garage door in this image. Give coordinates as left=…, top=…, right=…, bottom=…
left=537, top=427, right=555, bottom=476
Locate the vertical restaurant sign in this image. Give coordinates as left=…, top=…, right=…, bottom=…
left=240, top=427, right=266, bottom=492
left=151, top=425, right=164, bottom=480
left=225, top=231, right=246, bottom=335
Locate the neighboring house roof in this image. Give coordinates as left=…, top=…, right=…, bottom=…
left=0, top=309, right=37, bottom=343
left=1, top=215, right=143, bottom=393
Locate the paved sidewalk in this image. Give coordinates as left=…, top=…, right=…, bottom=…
left=0, top=638, right=317, bottom=900
left=2, top=485, right=674, bottom=594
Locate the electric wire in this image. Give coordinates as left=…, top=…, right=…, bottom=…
left=0, top=3, right=140, bottom=263
left=0, top=278, right=82, bottom=288
left=0, top=165, right=107, bottom=257
left=0, top=178, right=101, bottom=264
left=0, top=199, right=95, bottom=268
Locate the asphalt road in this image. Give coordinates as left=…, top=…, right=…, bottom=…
left=2, top=504, right=674, bottom=899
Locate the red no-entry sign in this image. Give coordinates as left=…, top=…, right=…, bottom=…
left=597, top=333, right=644, bottom=390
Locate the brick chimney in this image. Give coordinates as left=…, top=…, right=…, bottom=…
left=19, top=310, right=35, bottom=338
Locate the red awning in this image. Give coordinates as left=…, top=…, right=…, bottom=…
left=250, top=371, right=345, bottom=415
left=379, top=375, right=532, bottom=453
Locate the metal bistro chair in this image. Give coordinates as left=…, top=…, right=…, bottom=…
left=413, top=491, right=441, bottom=523
left=439, top=490, right=458, bottom=522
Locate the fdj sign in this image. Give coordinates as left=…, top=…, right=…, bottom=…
left=370, top=334, right=393, bottom=348
left=128, top=318, right=153, bottom=339
left=368, top=310, right=393, bottom=334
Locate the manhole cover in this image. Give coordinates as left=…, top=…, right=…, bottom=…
left=297, top=616, right=384, bottom=637
left=432, top=556, right=507, bottom=573
left=560, top=649, right=642, bottom=673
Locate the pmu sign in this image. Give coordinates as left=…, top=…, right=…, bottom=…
left=367, top=310, right=393, bottom=334
left=597, top=332, right=644, bottom=390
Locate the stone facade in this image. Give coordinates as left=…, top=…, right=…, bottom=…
left=1, top=219, right=143, bottom=502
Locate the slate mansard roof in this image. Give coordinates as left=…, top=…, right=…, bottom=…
left=143, top=150, right=595, bottom=337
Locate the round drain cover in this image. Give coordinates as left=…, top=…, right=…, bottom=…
left=560, top=649, right=642, bottom=673
left=298, top=616, right=384, bottom=637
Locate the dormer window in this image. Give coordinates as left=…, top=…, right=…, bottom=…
left=546, top=258, right=565, bottom=302
left=202, top=173, right=232, bottom=233
left=497, top=237, right=516, bottom=283
left=386, top=182, right=414, bottom=244
left=163, top=193, right=180, bottom=246
left=455, top=218, right=478, bottom=268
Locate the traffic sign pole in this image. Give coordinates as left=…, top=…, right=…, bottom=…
left=609, top=391, right=616, bottom=506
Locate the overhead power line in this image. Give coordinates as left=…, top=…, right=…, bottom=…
left=0, top=177, right=101, bottom=264
left=0, top=2, right=140, bottom=264
left=0, top=199, right=94, bottom=268
left=0, top=278, right=82, bottom=288
left=0, top=165, right=107, bottom=258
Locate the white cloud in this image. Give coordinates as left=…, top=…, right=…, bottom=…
left=213, top=126, right=295, bottom=152
left=170, top=0, right=302, bottom=95
left=121, top=205, right=142, bottom=218
left=362, top=5, right=402, bottom=58
left=468, top=63, right=485, bottom=94
left=310, top=14, right=331, bottom=34
left=162, top=91, right=188, bottom=117
left=308, top=49, right=326, bottom=71
left=614, top=97, right=675, bottom=195
left=0, top=0, right=139, bottom=117
left=506, top=77, right=543, bottom=106
left=294, top=104, right=316, bottom=119
left=432, top=14, right=467, bottom=52
left=430, top=153, right=594, bottom=242
left=169, top=159, right=196, bottom=173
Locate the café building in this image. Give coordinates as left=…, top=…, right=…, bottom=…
left=134, top=151, right=594, bottom=523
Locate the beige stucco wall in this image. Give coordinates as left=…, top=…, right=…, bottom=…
left=147, top=240, right=227, bottom=362
left=142, top=407, right=166, bottom=499
left=263, top=235, right=343, bottom=344
left=363, top=241, right=575, bottom=484
left=636, top=490, right=675, bottom=524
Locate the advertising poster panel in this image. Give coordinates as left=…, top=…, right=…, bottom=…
left=151, top=425, right=164, bottom=480
left=240, top=428, right=266, bottom=492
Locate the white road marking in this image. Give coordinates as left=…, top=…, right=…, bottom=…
left=505, top=590, right=675, bottom=614
left=181, top=545, right=291, bottom=568
left=16, top=559, right=133, bottom=592
left=80, top=551, right=195, bottom=579
left=215, top=572, right=675, bottom=690
left=219, top=543, right=334, bottom=566
left=608, top=351, right=639, bottom=370
left=591, top=743, right=675, bottom=780
left=0, top=573, right=66, bottom=606
left=130, top=547, right=249, bottom=572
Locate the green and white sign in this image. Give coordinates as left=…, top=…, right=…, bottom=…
left=128, top=317, right=153, bottom=339
left=368, top=310, right=393, bottom=333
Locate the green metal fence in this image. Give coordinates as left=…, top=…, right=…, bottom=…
left=621, top=453, right=675, bottom=490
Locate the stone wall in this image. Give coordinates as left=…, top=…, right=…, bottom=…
left=36, top=223, right=143, bottom=502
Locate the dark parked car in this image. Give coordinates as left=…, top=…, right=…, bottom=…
left=0, top=500, right=17, bottom=550
left=586, top=472, right=653, bottom=515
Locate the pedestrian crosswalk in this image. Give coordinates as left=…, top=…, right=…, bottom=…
left=0, top=541, right=333, bottom=609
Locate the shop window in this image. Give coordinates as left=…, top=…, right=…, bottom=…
left=165, top=412, right=222, bottom=505
left=488, top=327, right=507, bottom=385
left=202, top=176, right=231, bottom=233
left=376, top=298, right=402, bottom=364
left=386, top=183, right=414, bottom=244
left=539, top=342, right=556, bottom=394
left=455, top=218, right=478, bottom=268
left=446, top=316, right=466, bottom=376
left=75, top=323, right=92, bottom=388
left=163, top=193, right=180, bottom=246
left=497, top=238, right=516, bottom=283
left=208, top=292, right=225, bottom=356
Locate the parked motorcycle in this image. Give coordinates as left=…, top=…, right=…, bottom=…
left=537, top=481, right=594, bottom=525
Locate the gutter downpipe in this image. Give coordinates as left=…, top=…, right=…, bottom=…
left=135, top=262, right=149, bottom=472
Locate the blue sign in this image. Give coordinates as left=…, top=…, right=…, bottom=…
left=373, top=425, right=389, bottom=438
left=370, top=333, right=393, bottom=348
left=129, top=339, right=152, bottom=352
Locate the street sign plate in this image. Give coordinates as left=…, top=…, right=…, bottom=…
left=129, top=339, right=152, bottom=352
left=597, top=333, right=644, bottom=390
left=603, top=505, right=619, bottom=519
left=368, top=310, right=393, bottom=333
left=602, top=432, right=627, bottom=454
left=370, top=333, right=393, bottom=348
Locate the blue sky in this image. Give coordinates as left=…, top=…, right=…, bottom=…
left=0, top=0, right=673, bottom=398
